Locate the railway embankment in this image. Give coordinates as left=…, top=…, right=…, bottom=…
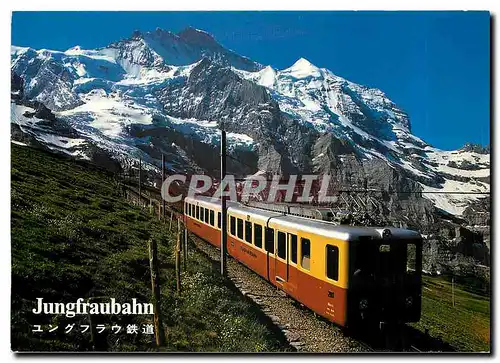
left=11, top=144, right=290, bottom=352
left=189, top=233, right=366, bottom=352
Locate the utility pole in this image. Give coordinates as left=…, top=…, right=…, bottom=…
left=175, top=219, right=182, bottom=294
left=138, top=158, right=142, bottom=207
left=220, top=129, right=227, bottom=276
left=452, top=276, right=455, bottom=308
left=161, top=154, right=165, bottom=220
left=184, top=226, right=188, bottom=271
left=148, top=238, right=165, bottom=347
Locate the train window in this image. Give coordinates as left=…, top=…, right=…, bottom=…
left=230, top=216, right=236, bottom=236
left=204, top=208, right=210, bottom=224
left=254, top=224, right=263, bottom=248
left=210, top=210, right=215, bottom=226
left=217, top=212, right=221, bottom=229
left=326, top=245, right=339, bottom=281
left=277, top=231, right=286, bottom=259
left=290, top=234, right=297, bottom=264
left=196, top=205, right=200, bottom=220
left=245, top=221, right=252, bottom=243
left=237, top=219, right=244, bottom=239
left=301, top=238, right=311, bottom=270
left=265, top=228, right=275, bottom=253
left=188, top=204, right=191, bottom=216
left=201, top=207, right=205, bottom=222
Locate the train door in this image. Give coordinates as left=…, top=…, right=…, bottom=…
left=275, top=230, right=288, bottom=287
left=286, top=233, right=298, bottom=295
left=264, top=227, right=276, bottom=283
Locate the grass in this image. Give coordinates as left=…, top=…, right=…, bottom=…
left=411, top=275, right=490, bottom=352
left=11, top=144, right=287, bottom=352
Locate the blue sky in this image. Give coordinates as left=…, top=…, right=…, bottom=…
left=12, top=11, right=490, bottom=150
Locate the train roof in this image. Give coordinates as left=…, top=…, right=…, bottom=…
left=185, top=195, right=421, bottom=242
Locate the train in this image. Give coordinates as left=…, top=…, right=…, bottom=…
left=183, top=195, right=423, bottom=328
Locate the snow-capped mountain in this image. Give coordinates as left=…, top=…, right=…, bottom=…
left=235, top=58, right=490, bottom=217
left=10, top=27, right=490, bottom=223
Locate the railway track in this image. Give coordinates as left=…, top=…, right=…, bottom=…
left=187, top=229, right=456, bottom=353
left=188, top=229, right=367, bottom=352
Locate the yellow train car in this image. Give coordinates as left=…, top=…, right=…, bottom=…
left=184, top=196, right=423, bottom=327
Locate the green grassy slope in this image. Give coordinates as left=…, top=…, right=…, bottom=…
left=11, top=145, right=287, bottom=352
left=412, top=276, right=490, bottom=352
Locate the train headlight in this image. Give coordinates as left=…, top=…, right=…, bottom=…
left=405, top=296, right=413, bottom=307
left=359, top=299, right=368, bottom=310
left=382, top=228, right=392, bottom=239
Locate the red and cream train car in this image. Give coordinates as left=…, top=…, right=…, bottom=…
left=184, top=195, right=423, bottom=327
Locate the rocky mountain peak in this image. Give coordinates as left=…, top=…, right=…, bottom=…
left=146, top=27, right=177, bottom=39
left=131, top=29, right=142, bottom=39
left=177, top=26, right=219, bottom=47
left=67, top=45, right=82, bottom=52
left=284, top=57, right=322, bottom=78
left=293, top=57, right=315, bottom=68
left=460, top=142, right=490, bottom=154
left=107, top=26, right=262, bottom=72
